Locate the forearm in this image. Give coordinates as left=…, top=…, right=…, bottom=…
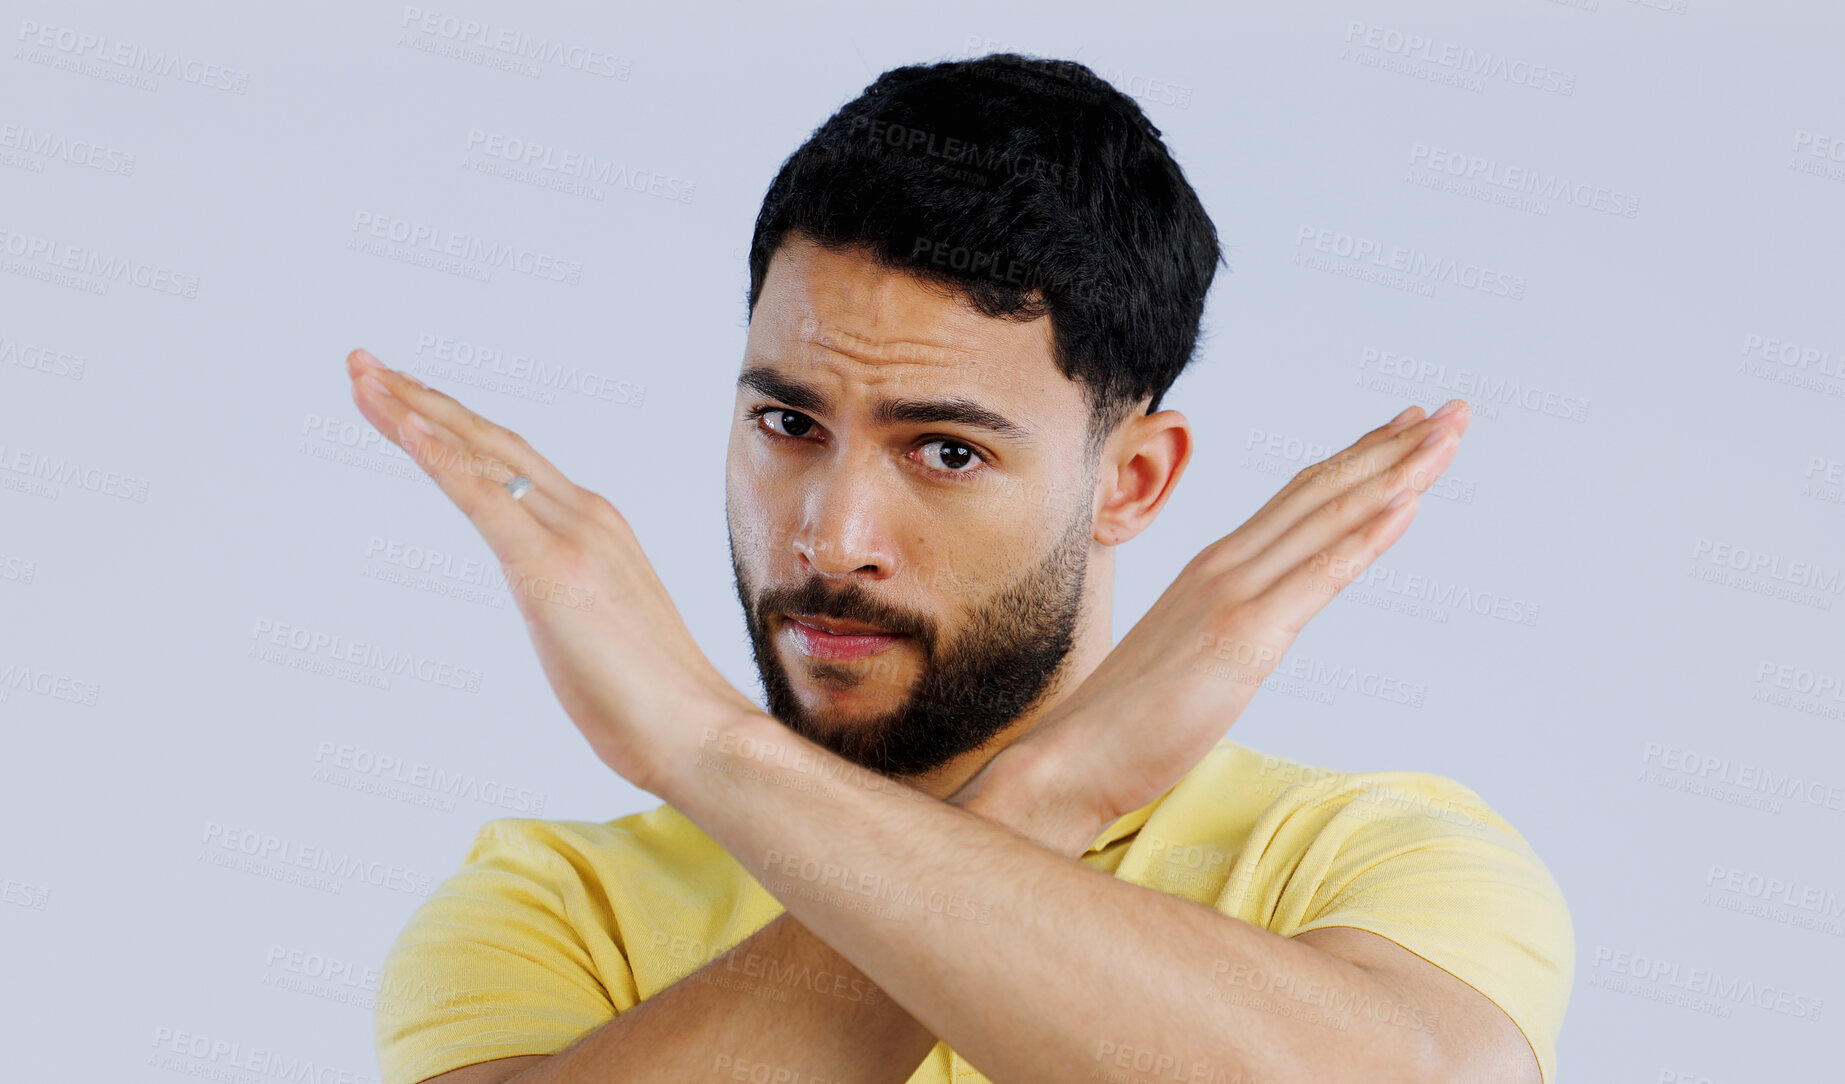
left=508, top=751, right=1093, bottom=1084
left=506, top=909, right=930, bottom=1084
left=664, top=711, right=1449, bottom=1084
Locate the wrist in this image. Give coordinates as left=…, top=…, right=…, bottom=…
left=953, top=739, right=1109, bottom=859
left=653, top=704, right=783, bottom=809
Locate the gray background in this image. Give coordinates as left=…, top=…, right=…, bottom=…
left=3, top=1, right=1842, bottom=1080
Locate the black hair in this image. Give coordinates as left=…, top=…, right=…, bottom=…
left=745, top=52, right=1225, bottom=460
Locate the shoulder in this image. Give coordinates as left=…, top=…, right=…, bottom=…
left=1166, top=740, right=1574, bottom=1084
left=457, top=804, right=713, bottom=870
left=374, top=804, right=738, bottom=1083
left=1170, top=740, right=1568, bottom=936
left=436, top=804, right=765, bottom=929
left=1170, top=739, right=1515, bottom=838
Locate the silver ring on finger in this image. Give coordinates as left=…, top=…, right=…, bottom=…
left=505, top=474, right=534, bottom=502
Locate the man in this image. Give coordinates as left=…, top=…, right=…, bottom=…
left=358, top=53, right=1571, bottom=1084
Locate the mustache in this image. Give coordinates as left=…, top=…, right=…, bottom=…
left=754, top=581, right=932, bottom=643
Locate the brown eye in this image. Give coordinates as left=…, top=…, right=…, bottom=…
left=759, top=408, right=815, bottom=438
left=920, top=439, right=983, bottom=473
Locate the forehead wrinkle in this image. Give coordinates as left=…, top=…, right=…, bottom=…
left=760, top=312, right=991, bottom=406
left=746, top=266, right=1050, bottom=448
left=795, top=310, right=975, bottom=369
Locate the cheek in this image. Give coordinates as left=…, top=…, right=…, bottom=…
left=902, top=514, right=1011, bottom=598
left=912, top=483, right=1076, bottom=594
left=726, top=457, right=786, bottom=542
left=729, top=504, right=776, bottom=562
left=727, top=423, right=784, bottom=489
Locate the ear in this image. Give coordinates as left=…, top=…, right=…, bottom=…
left=1092, top=408, right=1192, bottom=547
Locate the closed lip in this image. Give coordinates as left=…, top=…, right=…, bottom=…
left=785, top=613, right=900, bottom=637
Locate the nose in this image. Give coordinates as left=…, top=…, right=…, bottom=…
left=791, top=448, right=899, bottom=581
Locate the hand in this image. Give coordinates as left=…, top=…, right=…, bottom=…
left=959, top=401, right=1472, bottom=845
left=342, top=348, right=763, bottom=794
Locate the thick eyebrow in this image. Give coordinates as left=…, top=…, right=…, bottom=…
left=736, top=366, right=1035, bottom=446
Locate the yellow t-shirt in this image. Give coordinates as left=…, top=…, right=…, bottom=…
left=374, top=739, right=1574, bottom=1084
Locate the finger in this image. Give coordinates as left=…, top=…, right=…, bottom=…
left=346, top=349, right=584, bottom=509
left=1242, top=488, right=1421, bottom=640
left=1221, top=419, right=1460, bottom=600
left=349, top=367, right=555, bottom=561
left=357, top=378, right=582, bottom=535
left=1245, top=403, right=1430, bottom=519
left=1202, top=402, right=1468, bottom=572
left=1257, top=402, right=1467, bottom=527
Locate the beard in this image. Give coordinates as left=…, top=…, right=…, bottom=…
left=728, top=504, right=1092, bottom=779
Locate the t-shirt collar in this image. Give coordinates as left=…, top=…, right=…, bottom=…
left=1085, top=796, right=1162, bottom=854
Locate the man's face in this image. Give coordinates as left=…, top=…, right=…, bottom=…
left=725, top=234, right=1101, bottom=780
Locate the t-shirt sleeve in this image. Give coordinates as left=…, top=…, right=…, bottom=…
left=374, top=819, right=628, bottom=1084
left=1282, top=779, right=1574, bottom=1084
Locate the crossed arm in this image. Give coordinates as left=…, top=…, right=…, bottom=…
left=424, top=714, right=1540, bottom=1084
left=342, top=349, right=1539, bottom=1084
